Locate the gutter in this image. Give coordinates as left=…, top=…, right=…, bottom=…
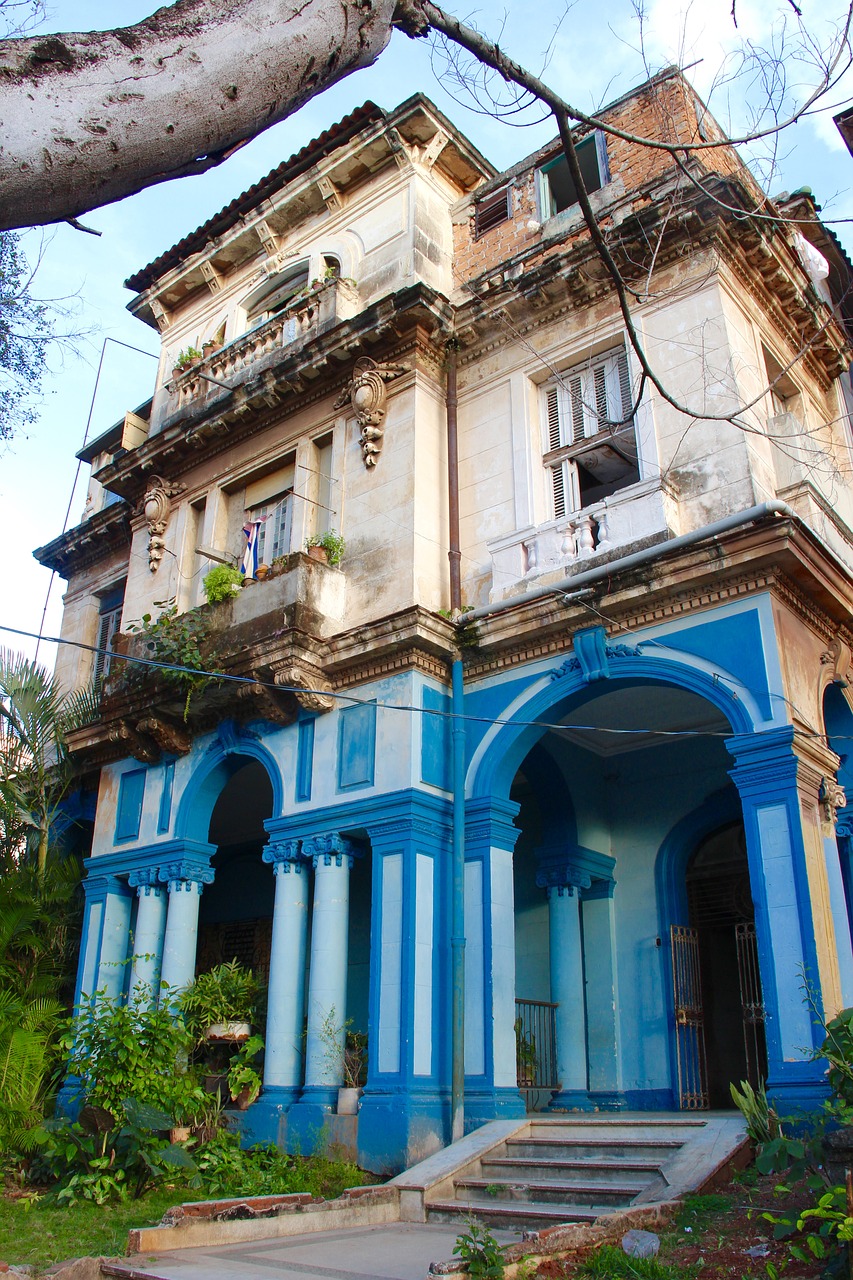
left=463, top=501, right=797, bottom=624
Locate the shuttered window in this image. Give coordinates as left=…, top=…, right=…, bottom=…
left=544, top=348, right=640, bottom=518
left=253, top=491, right=293, bottom=563
left=94, top=587, right=125, bottom=686
left=474, top=187, right=511, bottom=237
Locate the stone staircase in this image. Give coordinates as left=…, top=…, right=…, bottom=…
left=396, top=1114, right=748, bottom=1233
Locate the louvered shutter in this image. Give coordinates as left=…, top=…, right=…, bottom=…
left=94, top=606, right=121, bottom=684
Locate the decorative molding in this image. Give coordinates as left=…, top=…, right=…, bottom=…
left=159, top=859, right=215, bottom=888
left=333, top=357, right=408, bottom=467
left=108, top=721, right=160, bottom=764
left=128, top=867, right=161, bottom=890
left=819, top=777, right=847, bottom=825
left=303, top=831, right=362, bottom=869
left=136, top=716, right=192, bottom=757
left=550, top=626, right=641, bottom=684
left=272, top=662, right=335, bottom=714
left=142, top=475, right=184, bottom=572
left=262, top=838, right=303, bottom=867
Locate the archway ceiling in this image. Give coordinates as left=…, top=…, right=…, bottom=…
left=549, top=684, right=730, bottom=758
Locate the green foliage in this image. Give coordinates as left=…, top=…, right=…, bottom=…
left=577, top=1245, right=695, bottom=1278
left=453, top=1219, right=505, bottom=1279
left=0, top=232, right=54, bottom=440
left=0, top=988, right=64, bottom=1153
left=730, top=1079, right=778, bottom=1145
left=38, top=1098, right=198, bottom=1204
left=227, top=1034, right=264, bottom=1104
left=125, top=601, right=217, bottom=720
left=306, top=529, right=345, bottom=566
left=344, top=1029, right=368, bottom=1089
left=202, top=563, right=244, bottom=604
left=63, top=987, right=205, bottom=1124
left=174, top=346, right=202, bottom=369
left=317, top=1005, right=367, bottom=1087
left=0, top=650, right=99, bottom=872
left=192, top=1128, right=367, bottom=1200
left=822, top=1006, right=853, bottom=1107
left=178, top=961, right=262, bottom=1046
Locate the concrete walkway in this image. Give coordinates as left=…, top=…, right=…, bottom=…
left=105, top=1222, right=520, bottom=1280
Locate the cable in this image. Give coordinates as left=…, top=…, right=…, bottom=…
left=1, top=620, right=845, bottom=746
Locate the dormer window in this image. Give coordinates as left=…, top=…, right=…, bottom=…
left=242, top=261, right=309, bottom=327
left=538, top=133, right=608, bottom=219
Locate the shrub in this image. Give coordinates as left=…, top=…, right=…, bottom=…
left=305, top=530, right=345, bottom=566
left=202, top=564, right=244, bottom=604
left=177, top=961, right=262, bottom=1047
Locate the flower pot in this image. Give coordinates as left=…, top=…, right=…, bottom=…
left=170, top=1125, right=191, bottom=1143
left=232, top=1085, right=259, bottom=1111
left=206, top=1021, right=251, bottom=1043
left=204, top=1072, right=229, bottom=1097
left=337, top=1086, right=363, bottom=1115
left=255, top=563, right=270, bottom=580
left=307, top=545, right=329, bottom=564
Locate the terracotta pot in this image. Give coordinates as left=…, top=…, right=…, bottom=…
left=204, top=1072, right=229, bottom=1097
left=170, top=1125, right=191, bottom=1143
left=206, top=1021, right=251, bottom=1042
left=232, top=1085, right=259, bottom=1111
left=255, top=563, right=270, bottom=580
left=307, top=545, right=329, bottom=564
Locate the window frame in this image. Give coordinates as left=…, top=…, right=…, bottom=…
left=537, top=131, right=610, bottom=221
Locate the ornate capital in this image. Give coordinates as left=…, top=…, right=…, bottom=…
left=136, top=716, right=192, bottom=757
left=820, top=776, right=847, bottom=825
left=537, top=862, right=592, bottom=894
left=272, top=662, right=334, bottom=714
left=535, top=841, right=614, bottom=895
left=303, top=832, right=361, bottom=870
left=263, top=839, right=303, bottom=867
left=142, top=475, right=184, bottom=572
left=159, top=859, right=214, bottom=890
left=128, top=867, right=161, bottom=891
left=333, top=357, right=408, bottom=468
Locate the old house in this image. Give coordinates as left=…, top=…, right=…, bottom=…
left=35, top=70, right=853, bottom=1176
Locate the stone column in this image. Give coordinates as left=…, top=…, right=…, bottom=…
left=158, top=855, right=214, bottom=998
left=127, top=869, right=168, bottom=1005
left=261, top=839, right=309, bottom=1102
left=582, top=880, right=624, bottom=1108
left=728, top=727, right=837, bottom=1111
left=95, top=877, right=134, bottom=1001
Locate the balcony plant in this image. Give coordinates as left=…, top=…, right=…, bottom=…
left=305, top=529, right=345, bottom=567
left=202, top=563, right=244, bottom=604
left=227, top=1034, right=264, bottom=1109
left=124, top=601, right=218, bottom=721
left=177, top=960, right=262, bottom=1048
left=172, top=346, right=202, bottom=374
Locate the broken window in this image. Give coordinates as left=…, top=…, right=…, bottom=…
left=544, top=347, right=640, bottom=518
left=242, top=261, right=310, bottom=327
left=474, top=187, right=511, bottom=237
left=538, top=134, right=607, bottom=219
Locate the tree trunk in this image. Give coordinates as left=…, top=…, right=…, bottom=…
left=0, top=0, right=397, bottom=230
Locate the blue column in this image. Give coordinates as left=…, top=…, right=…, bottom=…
left=57, top=873, right=111, bottom=1116
left=95, top=877, right=133, bottom=1001
left=158, top=851, right=214, bottom=998
left=356, top=796, right=451, bottom=1175
left=260, top=840, right=309, bottom=1103
left=463, top=797, right=526, bottom=1127
left=728, top=728, right=830, bottom=1113
left=537, top=859, right=591, bottom=1110
left=582, top=881, right=624, bottom=1109
left=127, top=868, right=167, bottom=1005
left=285, top=833, right=360, bottom=1147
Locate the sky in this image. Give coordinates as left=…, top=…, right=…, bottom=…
left=4, top=0, right=853, bottom=669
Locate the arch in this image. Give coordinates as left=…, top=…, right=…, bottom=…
left=513, top=740, right=579, bottom=850
left=239, top=260, right=310, bottom=329
left=175, top=730, right=284, bottom=843
left=470, top=654, right=757, bottom=803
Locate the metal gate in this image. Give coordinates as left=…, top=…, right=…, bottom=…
left=735, top=921, right=766, bottom=1088
left=670, top=925, right=709, bottom=1110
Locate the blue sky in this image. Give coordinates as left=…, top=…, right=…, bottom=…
left=5, top=0, right=853, bottom=665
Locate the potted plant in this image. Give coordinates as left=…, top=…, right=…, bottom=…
left=172, top=345, right=202, bottom=376
left=227, top=1034, right=264, bottom=1110
left=514, top=1017, right=537, bottom=1088
left=178, top=960, right=262, bottom=1047
left=202, top=563, right=244, bottom=603
left=305, top=529, right=345, bottom=567
left=319, top=1008, right=367, bottom=1114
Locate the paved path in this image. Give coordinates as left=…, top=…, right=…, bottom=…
left=110, top=1222, right=521, bottom=1280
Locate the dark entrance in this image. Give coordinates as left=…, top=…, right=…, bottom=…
left=677, top=822, right=766, bottom=1109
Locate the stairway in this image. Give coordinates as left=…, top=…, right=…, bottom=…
left=420, top=1115, right=739, bottom=1231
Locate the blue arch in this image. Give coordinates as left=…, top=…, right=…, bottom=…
left=175, top=731, right=284, bottom=842
left=470, top=655, right=756, bottom=802
left=516, top=740, right=579, bottom=848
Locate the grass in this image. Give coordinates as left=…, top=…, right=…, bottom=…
left=0, top=1186, right=188, bottom=1269
left=577, top=1244, right=697, bottom=1278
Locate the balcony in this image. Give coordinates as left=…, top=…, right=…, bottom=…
left=486, top=478, right=679, bottom=601
left=169, top=278, right=361, bottom=412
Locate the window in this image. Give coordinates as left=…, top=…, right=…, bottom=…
left=539, top=134, right=607, bottom=219
left=243, top=262, right=309, bottom=327
left=544, top=347, right=640, bottom=518
left=94, top=584, right=125, bottom=686
left=313, top=434, right=334, bottom=537
left=763, top=347, right=802, bottom=420
left=244, top=458, right=296, bottom=564
left=475, top=187, right=511, bottom=237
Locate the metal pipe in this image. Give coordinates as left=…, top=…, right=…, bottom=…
left=445, top=338, right=466, bottom=1144
left=464, top=501, right=796, bottom=623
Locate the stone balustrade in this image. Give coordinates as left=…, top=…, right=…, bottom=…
left=487, top=477, right=679, bottom=601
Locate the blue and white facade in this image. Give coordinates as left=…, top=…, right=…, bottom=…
left=37, top=78, right=853, bottom=1173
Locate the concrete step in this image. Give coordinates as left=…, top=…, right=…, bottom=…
left=426, top=1198, right=605, bottom=1229
left=454, top=1177, right=640, bottom=1207
left=481, top=1155, right=666, bottom=1187
left=504, top=1135, right=684, bottom=1161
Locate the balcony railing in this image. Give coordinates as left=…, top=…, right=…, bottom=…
left=171, top=278, right=360, bottom=410
left=487, top=477, right=678, bottom=602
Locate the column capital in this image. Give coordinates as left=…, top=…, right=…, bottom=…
left=303, top=832, right=362, bottom=869
left=128, top=867, right=161, bottom=891
left=535, top=842, right=614, bottom=894
left=159, top=858, right=214, bottom=889
left=465, top=795, right=521, bottom=853
left=262, top=838, right=303, bottom=867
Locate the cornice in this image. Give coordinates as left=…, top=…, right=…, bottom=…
left=33, top=502, right=131, bottom=578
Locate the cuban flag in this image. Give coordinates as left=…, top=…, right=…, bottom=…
left=241, top=519, right=263, bottom=577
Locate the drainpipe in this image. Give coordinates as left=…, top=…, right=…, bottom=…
left=446, top=338, right=466, bottom=1144
left=463, top=501, right=797, bottom=624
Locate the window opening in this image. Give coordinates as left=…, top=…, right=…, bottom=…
left=322, top=255, right=341, bottom=280
left=475, top=187, right=511, bottom=237
left=244, top=262, right=309, bottom=326
left=94, top=584, right=125, bottom=685
left=763, top=347, right=801, bottom=419
left=253, top=491, right=293, bottom=563
left=545, top=347, right=639, bottom=518
left=313, top=435, right=334, bottom=538
left=540, top=134, right=606, bottom=218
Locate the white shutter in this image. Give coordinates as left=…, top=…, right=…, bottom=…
left=546, top=386, right=562, bottom=451
left=552, top=462, right=567, bottom=520
left=94, top=607, right=120, bottom=684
